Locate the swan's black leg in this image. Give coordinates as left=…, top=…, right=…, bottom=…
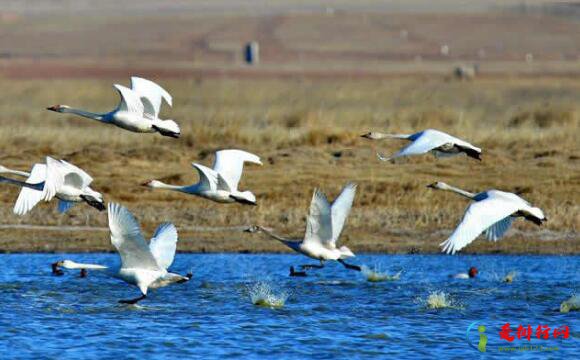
left=338, top=259, right=362, bottom=272
left=119, top=294, right=147, bottom=304
left=79, top=269, right=88, bottom=278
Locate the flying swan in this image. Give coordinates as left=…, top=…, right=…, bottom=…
left=47, top=76, right=180, bottom=138
left=361, top=129, right=481, bottom=161
left=143, top=149, right=262, bottom=206
left=245, top=182, right=361, bottom=274
left=427, top=181, right=546, bottom=254
left=0, top=157, right=104, bottom=215
left=52, top=203, right=192, bottom=304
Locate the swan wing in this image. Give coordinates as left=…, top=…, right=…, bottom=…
left=304, top=188, right=332, bottom=246
left=191, top=163, right=219, bottom=191
left=59, top=160, right=93, bottom=188
left=13, top=163, right=46, bottom=215
left=212, top=149, right=262, bottom=191
left=113, top=84, right=145, bottom=116
left=329, top=182, right=357, bottom=245
left=42, top=157, right=65, bottom=201
left=484, top=216, right=514, bottom=241
left=130, top=77, right=172, bottom=119
left=107, top=203, right=160, bottom=270
left=391, top=130, right=450, bottom=159
left=149, top=222, right=178, bottom=270
left=441, top=195, right=520, bottom=254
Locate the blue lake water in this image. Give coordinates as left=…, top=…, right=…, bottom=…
left=0, top=253, right=578, bottom=359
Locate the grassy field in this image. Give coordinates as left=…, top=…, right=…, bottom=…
left=0, top=0, right=577, bottom=253
left=0, top=76, right=577, bottom=254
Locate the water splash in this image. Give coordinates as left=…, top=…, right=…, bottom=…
left=560, top=295, right=580, bottom=313
left=361, top=265, right=401, bottom=282
left=502, top=271, right=517, bottom=283
left=247, top=281, right=288, bottom=309
left=417, top=291, right=462, bottom=310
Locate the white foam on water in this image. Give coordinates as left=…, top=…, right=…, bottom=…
left=361, top=265, right=402, bottom=282
left=502, top=271, right=517, bottom=283
left=417, top=290, right=463, bottom=310
left=560, top=294, right=580, bottom=313
left=247, top=281, right=289, bottom=309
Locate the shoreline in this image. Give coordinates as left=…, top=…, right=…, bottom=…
left=0, top=226, right=576, bottom=255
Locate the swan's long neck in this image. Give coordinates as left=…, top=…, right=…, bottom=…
left=0, top=167, right=30, bottom=177
left=61, top=261, right=108, bottom=270
left=258, top=227, right=302, bottom=252
left=258, top=226, right=289, bottom=242
left=374, top=133, right=410, bottom=140
left=0, top=176, right=43, bottom=190
left=440, top=184, right=476, bottom=199
left=62, top=107, right=107, bottom=122
left=151, top=181, right=191, bottom=192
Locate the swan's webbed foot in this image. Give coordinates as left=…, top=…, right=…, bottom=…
left=80, top=195, right=105, bottom=211
left=119, top=294, right=147, bottom=305
left=338, top=259, right=362, bottom=272
left=153, top=125, right=180, bottom=139
left=177, top=272, right=193, bottom=283
left=229, top=195, right=257, bottom=206
left=289, top=266, right=307, bottom=277
left=79, top=269, right=88, bottom=278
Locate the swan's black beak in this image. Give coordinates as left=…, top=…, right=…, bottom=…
left=426, top=183, right=436, bottom=189
left=46, top=105, right=59, bottom=112
left=361, top=133, right=371, bottom=139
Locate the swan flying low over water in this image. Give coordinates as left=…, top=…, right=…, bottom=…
left=53, top=203, right=192, bottom=304
left=47, top=77, right=180, bottom=138
left=143, top=149, right=262, bottom=205
left=0, top=157, right=104, bottom=215
left=361, top=129, right=481, bottom=162
left=246, top=182, right=361, bottom=274
left=427, top=182, right=546, bottom=254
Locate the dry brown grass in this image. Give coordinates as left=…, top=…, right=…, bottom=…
left=0, top=76, right=577, bottom=254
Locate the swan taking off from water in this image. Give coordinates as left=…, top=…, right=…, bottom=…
left=0, top=157, right=104, bottom=215
left=143, top=149, right=262, bottom=205
left=427, top=182, right=546, bottom=254
left=47, top=77, right=180, bottom=138
left=53, top=203, right=192, bottom=304
left=361, top=129, right=481, bottom=161
left=245, top=182, right=361, bottom=274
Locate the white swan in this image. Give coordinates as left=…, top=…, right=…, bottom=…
left=53, top=203, right=192, bottom=304
left=361, top=129, right=481, bottom=161
left=0, top=157, right=104, bottom=215
left=245, top=182, right=361, bottom=273
left=47, top=76, right=180, bottom=138
left=427, top=182, right=546, bottom=254
left=143, top=149, right=262, bottom=205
